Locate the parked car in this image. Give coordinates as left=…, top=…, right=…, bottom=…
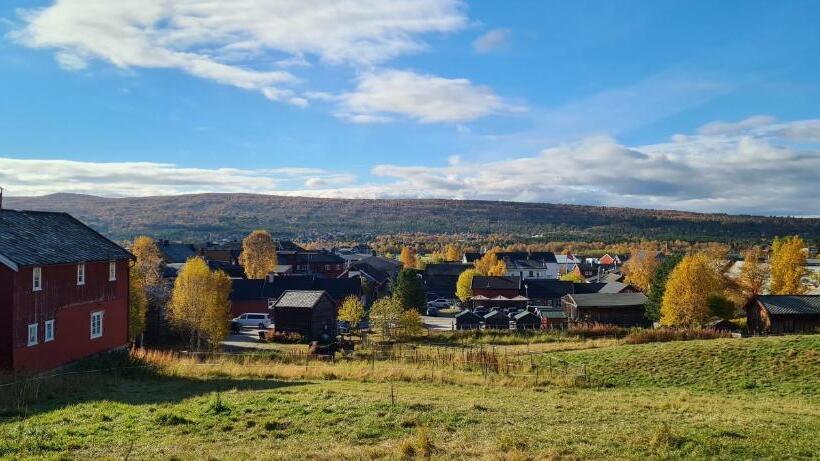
left=427, top=298, right=451, bottom=308
left=426, top=307, right=439, bottom=317
left=232, top=313, right=272, bottom=330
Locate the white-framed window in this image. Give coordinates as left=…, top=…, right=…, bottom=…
left=109, top=261, right=117, bottom=281
left=27, top=323, right=38, bottom=346
left=44, top=319, right=55, bottom=342
left=90, top=311, right=103, bottom=339
left=77, top=263, right=86, bottom=286
left=32, top=267, right=42, bottom=292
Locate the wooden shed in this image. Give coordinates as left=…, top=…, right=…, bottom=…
left=454, top=310, right=482, bottom=330
left=273, top=290, right=337, bottom=341
left=514, top=311, right=541, bottom=330
left=562, top=293, right=651, bottom=327
left=535, top=307, right=568, bottom=329
left=745, top=295, right=820, bottom=334
left=483, top=310, right=511, bottom=330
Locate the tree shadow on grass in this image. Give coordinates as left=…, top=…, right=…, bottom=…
left=0, top=351, right=308, bottom=418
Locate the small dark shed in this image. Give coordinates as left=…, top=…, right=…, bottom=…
left=704, top=317, right=738, bottom=332
left=455, top=310, right=482, bottom=330
left=273, top=290, right=337, bottom=341
left=535, top=307, right=568, bottom=329
left=562, top=293, right=651, bottom=327
left=745, top=295, right=820, bottom=334
left=483, top=310, right=511, bottom=329
left=514, top=311, right=541, bottom=330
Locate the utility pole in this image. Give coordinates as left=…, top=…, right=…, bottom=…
left=0, top=186, right=4, bottom=210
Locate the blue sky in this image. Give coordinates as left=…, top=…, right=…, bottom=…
left=0, top=0, right=819, bottom=216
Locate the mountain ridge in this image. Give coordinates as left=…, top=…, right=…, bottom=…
left=5, top=193, right=819, bottom=242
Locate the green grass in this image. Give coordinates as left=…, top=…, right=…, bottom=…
left=555, top=335, right=820, bottom=396
left=1, top=336, right=818, bottom=460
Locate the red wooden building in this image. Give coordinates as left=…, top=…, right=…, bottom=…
left=0, top=210, right=133, bottom=372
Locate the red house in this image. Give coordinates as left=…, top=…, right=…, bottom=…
left=0, top=210, right=133, bottom=372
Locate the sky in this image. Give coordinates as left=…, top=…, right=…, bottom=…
left=0, top=0, right=819, bottom=216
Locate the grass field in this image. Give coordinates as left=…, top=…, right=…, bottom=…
left=1, top=335, right=818, bottom=460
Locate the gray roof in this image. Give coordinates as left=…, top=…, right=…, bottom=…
left=514, top=310, right=539, bottom=321
left=472, top=276, right=521, bottom=290
left=565, top=292, right=648, bottom=307
left=535, top=308, right=567, bottom=319
left=0, top=210, right=132, bottom=269
left=597, top=282, right=629, bottom=293
left=756, top=296, right=820, bottom=316
left=157, top=242, right=197, bottom=264
left=274, top=290, right=328, bottom=308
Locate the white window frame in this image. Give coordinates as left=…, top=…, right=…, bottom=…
left=32, top=267, right=42, bottom=292
left=109, top=261, right=117, bottom=281
left=77, top=263, right=86, bottom=286
left=44, top=319, right=55, bottom=342
left=27, top=323, right=38, bottom=346
left=90, top=311, right=103, bottom=339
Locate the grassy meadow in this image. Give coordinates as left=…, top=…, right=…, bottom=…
left=0, top=335, right=818, bottom=460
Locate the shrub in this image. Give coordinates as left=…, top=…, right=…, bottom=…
left=625, top=328, right=731, bottom=345
left=266, top=331, right=303, bottom=344
left=566, top=323, right=628, bottom=338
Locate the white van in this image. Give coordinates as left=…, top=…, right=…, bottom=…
left=232, top=313, right=272, bottom=330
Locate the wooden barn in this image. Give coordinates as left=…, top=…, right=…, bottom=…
left=514, top=311, right=541, bottom=330
left=454, top=310, right=482, bottom=330
left=535, top=307, right=568, bottom=329
left=483, top=310, right=510, bottom=329
left=562, top=293, right=651, bottom=327
left=272, top=290, right=337, bottom=341
left=745, top=295, right=820, bottom=334
left=0, top=210, right=133, bottom=372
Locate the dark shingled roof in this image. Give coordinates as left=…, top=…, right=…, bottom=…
left=157, top=242, right=198, bottom=264
left=524, top=280, right=574, bottom=298
left=0, top=210, right=132, bottom=268
left=464, top=251, right=557, bottom=263
left=472, top=276, right=521, bottom=291
left=274, top=290, right=327, bottom=308
left=424, top=263, right=472, bottom=277
left=565, top=293, right=648, bottom=307
left=229, top=276, right=361, bottom=304
left=514, top=310, right=539, bottom=321
left=755, top=295, right=820, bottom=316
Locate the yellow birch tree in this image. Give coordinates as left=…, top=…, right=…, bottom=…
left=738, top=247, right=768, bottom=300
left=623, top=250, right=660, bottom=292
left=239, top=230, right=278, bottom=279
left=770, top=236, right=808, bottom=295
left=456, top=269, right=476, bottom=302
left=660, top=253, right=723, bottom=327
left=399, top=247, right=417, bottom=269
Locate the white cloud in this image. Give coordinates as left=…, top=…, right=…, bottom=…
left=13, top=0, right=468, bottom=107
left=4, top=117, right=817, bottom=216
left=0, top=158, right=355, bottom=197
left=336, top=69, right=518, bottom=123
left=698, top=115, right=776, bottom=136
left=472, top=28, right=511, bottom=53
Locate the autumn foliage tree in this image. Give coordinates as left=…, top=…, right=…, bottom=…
left=623, top=250, right=660, bottom=292
left=456, top=269, right=476, bottom=302
left=474, top=248, right=507, bottom=276
left=128, top=266, right=148, bottom=344
left=444, top=244, right=462, bottom=262
left=660, top=253, right=723, bottom=327
left=560, top=272, right=584, bottom=283
left=770, top=236, right=808, bottom=295
left=738, top=247, right=768, bottom=300
left=239, top=230, right=278, bottom=279
left=369, top=296, right=404, bottom=338
left=128, top=236, right=165, bottom=343
left=399, top=246, right=417, bottom=269
left=338, top=295, right=365, bottom=330
left=168, top=257, right=232, bottom=350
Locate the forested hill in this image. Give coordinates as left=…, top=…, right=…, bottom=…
left=5, top=193, right=819, bottom=243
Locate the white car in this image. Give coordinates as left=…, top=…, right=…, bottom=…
left=232, top=313, right=272, bottom=330
left=427, top=298, right=451, bottom=308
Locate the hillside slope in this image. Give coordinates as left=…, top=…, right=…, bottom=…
left=5, top=193, right=820, bottom=241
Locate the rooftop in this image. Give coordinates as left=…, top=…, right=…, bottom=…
left=565, top=292, right=648, bottom=307
left=0, top=209, right=132, bottom=269
left=274, top=290, right=328, bottom=308
left=755, top=295, right=820, bottom=316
